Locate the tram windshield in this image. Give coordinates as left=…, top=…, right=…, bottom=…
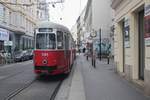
left=36, top=33, right=56, bottom=49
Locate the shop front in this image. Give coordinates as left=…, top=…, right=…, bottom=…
left=112, top=0, right=150, bottom=96
left=0, top=28, right=9, bottom=64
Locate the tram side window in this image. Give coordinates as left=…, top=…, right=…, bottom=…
left=57, top=31, right=63, bottom=49
left=64, top=33, right=69, bottom=50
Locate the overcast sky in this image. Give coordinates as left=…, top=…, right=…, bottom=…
left=47, top=0, right=88, bottom=29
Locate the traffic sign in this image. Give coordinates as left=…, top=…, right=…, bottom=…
left=4, top=41, right=13, bottom=46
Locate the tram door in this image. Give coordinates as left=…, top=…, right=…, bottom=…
left=138, top=10, right=145, bottom=80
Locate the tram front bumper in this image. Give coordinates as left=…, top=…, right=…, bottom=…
left=34, top=66, right=68, bottom=75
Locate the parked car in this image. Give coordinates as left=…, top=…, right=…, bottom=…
left=14, top=50, right=28, bottom=62
left=26, top=49, right=33, bottom=60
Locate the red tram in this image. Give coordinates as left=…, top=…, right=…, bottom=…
left=33, top=21, right=76, bottom=75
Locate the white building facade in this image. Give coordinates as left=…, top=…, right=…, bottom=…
left=71, top=23, right=77, bottom=43
left=83, top=0, right=114, bottom=55
left=76, top=7, right=86, bottom=49
left=37, top=0, right=49, bottom=21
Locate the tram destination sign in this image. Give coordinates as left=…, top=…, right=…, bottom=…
left=39, top=28, right=53, bottom=32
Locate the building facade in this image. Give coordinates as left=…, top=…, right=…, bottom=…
left=83, top=0, right=114, bottom=55
left=71, top=23, right=77, bottom=43
left=76, top=7, right=86, bottom=50
left=37, top=0, right=49, bottom=21
left=111, top=0, right=150, bottom=95
left=0, top=0, right=37, bottom=63
left=84, top=0, right=92, bottom=44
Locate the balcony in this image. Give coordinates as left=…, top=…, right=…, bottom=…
left=111, top=0, right=123, bottom=9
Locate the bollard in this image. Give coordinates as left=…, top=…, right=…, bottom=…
left=92, top=56, right=96, bottom=68
left=107, top=55, right=110, bottom=64
left=86, top=55, right=88, bottom=60
left=91, top=58, right=93, bottom=66
left=93, top=58, right=96, bottom=68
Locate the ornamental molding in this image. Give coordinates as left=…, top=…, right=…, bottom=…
left=111, top=0, right=123, bottom=9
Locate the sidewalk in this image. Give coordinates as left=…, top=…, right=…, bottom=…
left=67, top=54, right=150, bottom=100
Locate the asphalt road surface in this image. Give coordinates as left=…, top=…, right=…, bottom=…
left=0, top=61, right=64, bottom=100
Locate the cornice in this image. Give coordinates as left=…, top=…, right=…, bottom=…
left=111, top=0, right=123, bottom=9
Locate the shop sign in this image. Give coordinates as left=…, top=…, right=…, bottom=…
left=145, top=3, right=150, bottom=46
left=4, top=41, right=13, bottom=46
left=145, top=3, right=150, bottom=16
left=124, top=17, right=130, bottom=48
left=145, top=38, right=150, bottom=46
left=0, top=28, right=9, bottom=41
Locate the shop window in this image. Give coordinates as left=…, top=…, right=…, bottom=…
left=0, top=41, right=4, bottom=51
left=145, top=16, right=150, bottom=37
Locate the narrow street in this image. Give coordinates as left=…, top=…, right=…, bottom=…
left=0, top=0, right=150, bottom=100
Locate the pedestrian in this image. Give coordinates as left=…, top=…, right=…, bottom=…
left=83, top=47, right=86, bottom=53
left=78, top=49, right=81, bottom=55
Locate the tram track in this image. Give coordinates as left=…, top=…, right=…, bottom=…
left=50, top=80, right=63, bottom=100
left=4, top=78, right=37, bottom=100
left=3, top=75, right=64, bottom=100
left=0, top=60, right=68, bottom=100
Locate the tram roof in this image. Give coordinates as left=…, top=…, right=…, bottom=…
left=36, top=21, right=70, bottom=33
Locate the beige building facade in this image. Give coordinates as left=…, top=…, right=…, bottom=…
left=111, top=0, right=150, bottom=95
left=0, top=0, right=38, bottom=63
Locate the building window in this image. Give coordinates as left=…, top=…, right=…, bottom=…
left=0, top=4, right=6, bottom=22
left=11, top=0, right=17, bottom=3
left=37, top=11, right=39, bottom=18
left=13, top=12, right=17, bottom=26
left=3, top=7, right=6, bottom=22
left=0, top=41, right=4, bottom=51
left=40, top=12, right=42, bottom=19
left=9, top=11, right=12, bottom=25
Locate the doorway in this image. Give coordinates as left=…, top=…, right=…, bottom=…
left=138, top=10, right=145, bottom=80
left=122, top=20, right=125, bottom=73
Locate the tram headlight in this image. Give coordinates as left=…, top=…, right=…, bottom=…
left=42, top=59, right=48, bottom=65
